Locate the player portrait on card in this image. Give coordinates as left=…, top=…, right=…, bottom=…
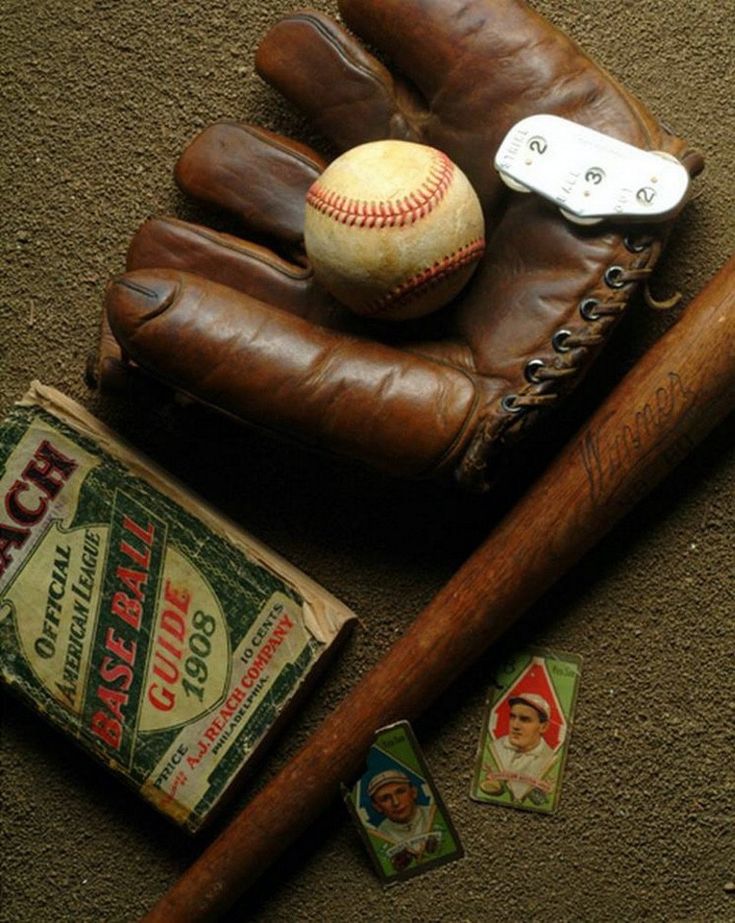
left=344, top=721, right=463, bottom=884
left=472, top=648, right=582, bottom=813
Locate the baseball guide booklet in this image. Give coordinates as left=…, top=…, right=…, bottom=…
left=0, top=382, right=356, bottom=832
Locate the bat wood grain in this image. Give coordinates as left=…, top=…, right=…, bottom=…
left=143, top=255, right=734, bottom=922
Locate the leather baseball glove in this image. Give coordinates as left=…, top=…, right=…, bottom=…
left=97, top=0, right=703, bottom=490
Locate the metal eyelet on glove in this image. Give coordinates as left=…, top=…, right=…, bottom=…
left=579, top=298, right=601, bottom=321
left=624, top=234, right=653, bottom=253
left=524, top=359, right=546, bottom=383
left=604, top=265, right=627, bottom=289
left=501, top=394, right=525, bottom=414
left=552, top=329, right=573, bottom=352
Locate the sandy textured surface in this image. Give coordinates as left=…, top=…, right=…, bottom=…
left=1, top=1, right=733, bottom=921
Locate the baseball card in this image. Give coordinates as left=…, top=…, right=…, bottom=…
left=471, top=647, right=582, bottom=814
left=344, top=720, right=464, bottom=884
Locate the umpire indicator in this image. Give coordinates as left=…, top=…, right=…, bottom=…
left=495, top=114, right=690, bottom=225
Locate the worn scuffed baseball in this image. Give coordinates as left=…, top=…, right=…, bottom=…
left=303, top=140, right=485, bottom=321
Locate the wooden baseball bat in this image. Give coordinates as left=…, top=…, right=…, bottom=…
left=143, top=255, right=734, bottom=922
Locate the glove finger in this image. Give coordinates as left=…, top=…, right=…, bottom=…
left=105, top=269, right=485, bottom=479
left=126, top=216, right=329, bottom=321
left=338, top=0, right=497, bottom=102
left=126, top=217, right=378, bottom=334
left=339, top=0, right=701, bottom=165
left=338, top=0, right=579, bottom=108
left=175, top=122, right=326, bottom=252
left=256, top=11, right=424, bottom=151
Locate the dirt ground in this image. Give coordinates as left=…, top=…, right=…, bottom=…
left=1, top=1, right=733, bottom=921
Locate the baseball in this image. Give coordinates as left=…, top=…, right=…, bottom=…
left=303, top=140, right=485, bottom=321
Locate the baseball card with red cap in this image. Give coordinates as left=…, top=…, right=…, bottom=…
left=343, top=720, right=464, bottom=884
left=471, top=648, right=582, bottom=813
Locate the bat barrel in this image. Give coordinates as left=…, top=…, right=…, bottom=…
left=143, top=254, right=734, bottom=922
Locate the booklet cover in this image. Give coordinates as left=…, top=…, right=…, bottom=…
left=0, top=382, right=356, bottom=832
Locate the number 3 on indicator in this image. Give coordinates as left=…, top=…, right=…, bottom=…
left=585, top=167, right=605, bottom=185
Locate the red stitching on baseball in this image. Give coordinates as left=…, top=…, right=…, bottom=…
left=306, top=150, right=455, bottom=228
left=364, top=238, right=486, bottom=317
